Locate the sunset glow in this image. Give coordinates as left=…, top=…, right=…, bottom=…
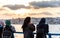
left=15, top=8, right=31, bottom=14
left=0, top=0, right=37, bottom=6
left=0, top=0, right=60, bottom=18
left=0, top=0, right=53, bottom=6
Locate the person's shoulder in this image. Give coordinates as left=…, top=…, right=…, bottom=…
left=44, top=24, right=49, bottom=27
left=37, top=23, right=43, bottom=26
left=9, top=25, right=15, bottom=29
left=28, top=23, right=32, bottom=25
left=0, top=25, right=3, bottom=27
left=45, top=24, right=48, bottom=25
left=9, top=25, right=14, bottom=27
left=0, top=25, right=3, bottom=29
left=29, top=23, right=34, bottom=25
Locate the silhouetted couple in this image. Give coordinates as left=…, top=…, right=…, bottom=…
left=0, top=20, right=16, bottom=38
left=22, top=17, right=49, bottom=38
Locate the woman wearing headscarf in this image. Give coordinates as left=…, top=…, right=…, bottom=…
left=3, top=20, right=16, bottom=38
left=36, top=18, right=49, bottom=38
left=22, top=17, right=35, bottom=38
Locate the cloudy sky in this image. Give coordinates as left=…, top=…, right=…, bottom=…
left=0, top=0, right=60, bottom=18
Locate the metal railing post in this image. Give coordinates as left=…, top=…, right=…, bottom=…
left=48, top=34, right=51, bottom=38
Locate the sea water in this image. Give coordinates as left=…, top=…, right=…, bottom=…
left=12, top=24, right=60, bottom=38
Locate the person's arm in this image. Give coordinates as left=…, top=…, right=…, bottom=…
left=11, top=26, right=16, bottom=32
left=47, top=24, right=49, bottom=33
left=28, top=24, right=35, bottom=31
left=45, top=24, right=49, bottom=34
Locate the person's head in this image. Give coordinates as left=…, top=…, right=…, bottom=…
left=22, top=17, right=31, bottom=28
left=5, top=20, right=11, bottom=26
left=0, top=20, right=5, bottom=26
left=24, top=17, right=31, bottom=24
left=39, top=18, right=46, bottom=24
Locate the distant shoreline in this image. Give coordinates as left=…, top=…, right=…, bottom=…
left=8, top=17, right=60, bottom=24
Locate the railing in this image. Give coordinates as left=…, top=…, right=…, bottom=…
left=14, top=32, right=60, bottom=38
left=48, top=33, right=60, bottom=38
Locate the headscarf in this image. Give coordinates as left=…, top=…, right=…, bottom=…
left=39, top=18, right=46, bottom=24
left=5, top=20, right=11, bottom=26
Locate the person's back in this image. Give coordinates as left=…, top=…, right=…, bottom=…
left=22, top=17, right=35, bottom=38
left=3, top=26, right=12, bottom=38
left=0, top=25, right=3, bottom=38
left=23, top=23, right=35, bottom=38
left=27, top=23, right=35, bottom=38
left=36, top=18, right=49, bottom=38
left=0, top=20, right=5, bottom=38
left=3, top=20, right=16, bottom=38
left=27, top=23, right=35, bottom=32
left=37, top=23, right=48, bottom=34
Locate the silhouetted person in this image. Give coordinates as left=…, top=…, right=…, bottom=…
left=0, top=25, right=3, bottom=38
left=22, top=17, right=35, bottom=38
left=3, top=20, right=16, bottom=38
left=0, top=20, right=5, bottom=38
left=36, top=18, right=49, bottom=38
